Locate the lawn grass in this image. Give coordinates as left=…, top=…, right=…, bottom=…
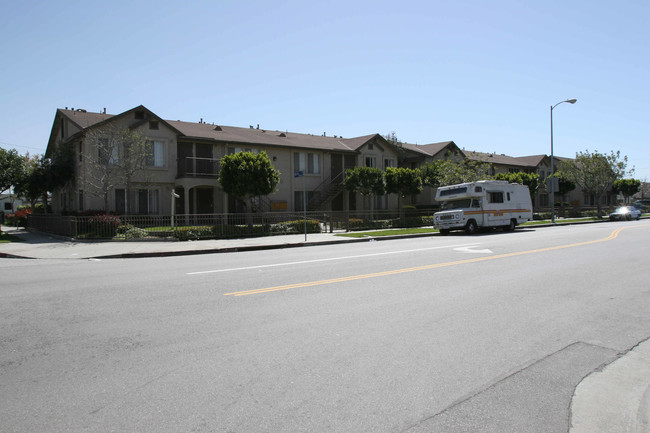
left=334, top=217, right=612, bottom=238
left=335, top=228, right=437, bottom=238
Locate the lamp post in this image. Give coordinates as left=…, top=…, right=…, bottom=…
left=550, top=98, right=577, bottom=223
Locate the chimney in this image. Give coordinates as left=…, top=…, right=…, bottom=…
left=257, top=124, right=260, bottom=129
left=200, top=118, right=203, bottom=124
left=103, top=107, right=106, bottom=114
left=323, top=132, right=326, bottom=137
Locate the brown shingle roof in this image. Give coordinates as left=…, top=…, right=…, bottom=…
left=169, top=120, right=363, bottom=152
left=466, top=151, right=539, bottom=167
left=59, top=109, right=114, bottom=129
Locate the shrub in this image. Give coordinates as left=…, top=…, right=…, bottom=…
left=173, top=226, right=214, bottom=241
left=270, top=219, right=321, bottom=234
left=116, top=224, right=149, bottom=239
left=88, top=214, right=122, bottom=238
left=6, top=208, right=32, bottom=227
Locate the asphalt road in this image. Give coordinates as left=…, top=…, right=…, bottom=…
left=2, top=221, right=649, bottom=432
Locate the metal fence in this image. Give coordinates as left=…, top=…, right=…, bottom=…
left=27, top=209, right=436, bottom=241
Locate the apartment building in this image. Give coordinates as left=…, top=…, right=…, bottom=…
left=45, top=105, right=403, bottom=215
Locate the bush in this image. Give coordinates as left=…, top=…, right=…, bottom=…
left=6, top=208, right=32, bottom=227
left=116, top=224, right=149, bottom=239
left=88, top=214, right=122, bottom=237
left=270, top=219, right=321, bottom=234
left=173, top=226, right=215, bottom=241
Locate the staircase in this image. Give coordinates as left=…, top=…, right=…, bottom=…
left=307, top=172, right=346, bottom=211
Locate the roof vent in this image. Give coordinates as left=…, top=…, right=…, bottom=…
left=214, top=125, right=223, bottom=131
left=279, top=132, right=286, bottom=137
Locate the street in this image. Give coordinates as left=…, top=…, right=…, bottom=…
left=2, top=222, right=649, bottom=432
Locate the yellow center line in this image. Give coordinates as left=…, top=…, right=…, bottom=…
left=224, top=226, right=636, bottom=297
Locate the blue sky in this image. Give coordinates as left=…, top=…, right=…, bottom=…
left=1, top=0, right=648, bottom=179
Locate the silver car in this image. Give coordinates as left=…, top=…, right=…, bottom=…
left=609, top=206, right=642, bottom=221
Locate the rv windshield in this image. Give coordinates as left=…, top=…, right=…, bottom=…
left=440, top=199, right=478, bottom=210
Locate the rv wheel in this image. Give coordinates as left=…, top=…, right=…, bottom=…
left=465, top=220, right=478, bottom=235
left=439, top=229, right=450, bottom=236
left=504, top=219, right=516, bottom=232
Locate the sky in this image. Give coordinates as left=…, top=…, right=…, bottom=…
left=1, top=0, right=649, bottom=179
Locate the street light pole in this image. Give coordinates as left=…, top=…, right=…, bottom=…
left=550, top=98, right=577, bottom=223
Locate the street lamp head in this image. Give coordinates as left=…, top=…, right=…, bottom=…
left=566, top=98, right=577, bottom=104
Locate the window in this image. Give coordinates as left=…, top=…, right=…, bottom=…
left=146, top=140, right=165, bottom=167
left=149, top=120, right=159, bottom=130
left=115, top=189, right=126, bottom=214
left=78, top=142, right=83, bottom=162
left=294, top=191, right=320, bottom=211
left=78, top=190, right=84, bottom=212
left=365, top=156, right=376, bottom=168
left=540, top=194, right=548, bottom=206
left=294, top=152, right=320, bottom=174
left=488, top=191, right=504, bottom=203
left=384, top=159, right=395, bottom=169
left=137, top=189, right=159, bottom=214
left=135, top=111, right=145, bottom=120
left=98, top=138, right=118, bottom=165
left=230, top=147, right=256, bottom=154
left=507, top=192, right=511, bottom=201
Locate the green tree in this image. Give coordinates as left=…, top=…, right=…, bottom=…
left=15, top=144, right=75, bottom=212
left=558, top=150, right=631, bottom=217
left=494, top=171, right=541, bottom=205
left=218, top=151, right=280, bottom=214
left=612, top=178, right=641, bottom=204
left=0, top=148, right=25, bottom=193
left=383, top=131, right=408, bottom=165
left=344, top=166, right=385, bottom=218
left=384, top=167, right=423, bottom=210
left=420, top=154, right=493, bottom=188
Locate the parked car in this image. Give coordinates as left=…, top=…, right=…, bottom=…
left=632, top=200, right=650, bottom=212
left=609, top=206, right=642, bottom=221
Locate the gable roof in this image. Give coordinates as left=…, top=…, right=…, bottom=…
left=170, top=120, right=371, bottom=152
left=466, top=151, right=552, bottom=169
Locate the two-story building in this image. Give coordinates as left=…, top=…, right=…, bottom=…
left=45, top=105, right=404, bottom=216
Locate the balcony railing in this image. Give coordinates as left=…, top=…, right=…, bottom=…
left=177, top=157, right=220, bottom=178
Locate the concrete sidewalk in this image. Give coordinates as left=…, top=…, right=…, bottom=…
left=0, top=224, right=372, bottom=259
left=570, top=338, right=650, bottom=433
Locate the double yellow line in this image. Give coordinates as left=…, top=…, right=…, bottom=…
left=224, top=226, right=632, bottom=297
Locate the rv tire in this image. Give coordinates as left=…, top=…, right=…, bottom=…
left=504, top=219, right=516, bottom=232
left=465, top=220, right=478, bottom=235
left=439, top=229, right=450, bottom=236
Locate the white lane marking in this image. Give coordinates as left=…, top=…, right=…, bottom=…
left=454, top=246, right=493, bottom=254
left=186, top=243, right=481, bottom=275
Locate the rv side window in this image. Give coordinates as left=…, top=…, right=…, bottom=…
left=475, top=186, right=482, bottom=192
left=507, top=192, right=511, bottom=201
left=488, top=191, right=504, bottom=203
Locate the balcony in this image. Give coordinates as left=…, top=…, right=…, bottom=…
left=177, top=157, right=220, bottom=178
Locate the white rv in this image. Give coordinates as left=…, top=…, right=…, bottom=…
left=433, top=180, right=533, bottom=234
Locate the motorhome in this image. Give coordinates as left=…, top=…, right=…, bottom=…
left=433, top=180, right=533, bottom=234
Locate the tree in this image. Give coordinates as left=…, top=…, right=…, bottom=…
left=0, top=148, right=25, bottom=193
left=612, top=178, right=641, bottom=204
left=218, top=151, right=280, bottom=214
left=420, top=154, right=493, bottom=188
left=558, top=150, right=631, bottom=217
left=383, top=131, right=408, bottom=165
left=84, top=125, right=151, bottom=212
left=344, top=166, right=385, bottom=218
left=384, top=167, right=423, bottom=210
left=494, top=171, right=541, bottom=205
